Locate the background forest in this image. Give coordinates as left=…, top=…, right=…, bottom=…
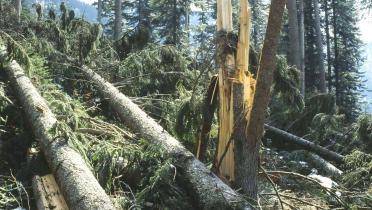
left=0, top=0, right=371, bottom=209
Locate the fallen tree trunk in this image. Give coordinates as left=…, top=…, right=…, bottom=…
left=307, top=153, right=343, bottom=176
left=264, top=124, right=344, bottom=163
left=0, top=48, right=115, bottom=210
left=32, top=175, right=69, bottom=210
left=80, top=65, right=252, bottom=210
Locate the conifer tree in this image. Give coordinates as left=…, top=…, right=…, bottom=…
left=150, top=0, right=191, bottom=46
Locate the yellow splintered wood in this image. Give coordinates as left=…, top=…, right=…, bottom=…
left=236, top=0, right=251, bottom=81
left=216, top=0, right=255, bottom=181
left=217, top=0, right=235, bottom=180
left=32, top=174, right=69, bottom=210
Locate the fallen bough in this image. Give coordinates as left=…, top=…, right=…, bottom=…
left=0, top=48, right=116, bottom=210
left=80, top=65, right=252, bottom=210
left=264, top=125, right=345, bottom=164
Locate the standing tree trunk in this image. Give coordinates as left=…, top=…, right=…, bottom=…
left=215, top=0, right=236, bottom=180
left=298, top=0, right=306, bottom=96
left=325, top=0, right=332, bottom=92
left=97, top=0, right=102, bottom=24
left=15, top=0, right=21, bottom=23
left=113, top=0, right=122, bottom=40
left=314, top=0, right=327, bottom=93
left=233, top=0, right=257, bottom=197
left=332, top=0, right=340, bottom=105
left=243, top=0, right=286, bottom=199
left=286, top=0, right=301, bottom=70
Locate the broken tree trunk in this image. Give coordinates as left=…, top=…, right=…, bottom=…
left=0, top=48, right=115, bottom=210
left=79, top=65, right=252, bottom=210
left=214, top=0, right=256, bottom=183
left=215, top=0, right=236, bottom=180
left=264, top=124, right=344, bottom=163
left=196, top=75, right=218, bottom=161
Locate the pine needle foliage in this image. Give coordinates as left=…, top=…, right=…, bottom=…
left=309, top=113, right=345, bottom=149
left=0, top=33, right=31, bottom=76
left=353, top=114, right=372, bottom=153
left=27, top=52, right=194, bottom=209
left=342, top=150, right=372, bottom=190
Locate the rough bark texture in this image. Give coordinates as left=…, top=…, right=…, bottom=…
left=0, top=48, right=115, bottom=210
left=113, top=0, right=122, bottom=40
left=314, top=0, right=327, bottom=93
left=243, top=0, right=286, bottom=200
left=232, top=0, right=257, bottom=197
left=231, top=83, right=251, bottom=192
left=79, top=65, right=252, bottom=210
left=264, top=124, right=344, bottom=163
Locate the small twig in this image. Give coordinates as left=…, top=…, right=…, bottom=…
left=260, top=193, right=327, bottom=209
left=264, top=171, right=346, bottom=207
left=259, top=166, right=285, bottom=210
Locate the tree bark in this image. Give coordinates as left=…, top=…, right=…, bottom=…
left=97, top=0, right=102, bottom=24
left=113, top=0, right=122, bottom=40
left=79, top=65, right=252, bottom=210
left=0, top=48, right=115, bottom=210
left=332, top=0, right=340, bottom=105
left=286, top=0, right=301, bottom=70
left=298, top=0, right=305, bottom=96
left=264, top=124, right=344, bottom=163
left=32, top=175, right=70, bottom=210
left=325, top=0, right=332, bottom=92
left=243, top=0, right=286, bottom=200
left=313, top=0, right=327, bottom=93
left=307, top=153, right=343, bottom=176
left=196, top=76, right=218, bottom=162
left=15, top=0, right=21, bottom=23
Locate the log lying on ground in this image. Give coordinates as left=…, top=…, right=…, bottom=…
left=0, top=48, right=115, bottom=210
left=307, top=153, right=343, bottom=176
left=264, top=124, right=344, bottom=163
left=80, top=65, right=252, bottom=210
left=28, top=148, right=69, bottom=210
left=33, top=175, right=69, bottom=210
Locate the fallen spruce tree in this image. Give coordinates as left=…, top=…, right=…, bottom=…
left=79, top=65, right=252, bottom=210
left=0, top=47, right=116, bottom=210
left=264, top=125, right=345, bottom=164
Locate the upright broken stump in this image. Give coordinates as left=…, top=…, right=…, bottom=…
left=79, top=65, right=253, bottom=210
left=0, top=47, right=116, bottom=210
left=214, top=0, right=256, bottom=184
